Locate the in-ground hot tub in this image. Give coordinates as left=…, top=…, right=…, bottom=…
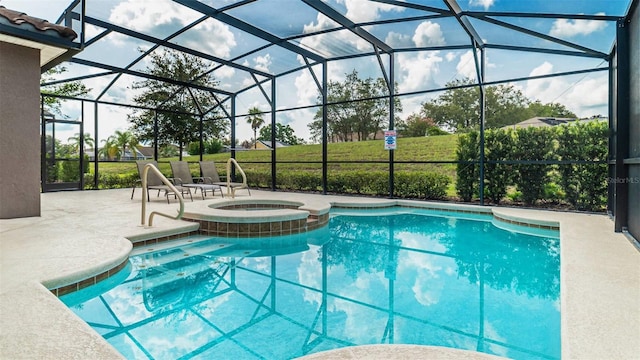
left=181, top=199, right=330, bottom=237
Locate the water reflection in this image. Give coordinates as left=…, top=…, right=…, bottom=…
left=63, top=212, right=560, bottom=360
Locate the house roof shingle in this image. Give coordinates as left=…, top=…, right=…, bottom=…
left=0, top=6, right=77, bottom=41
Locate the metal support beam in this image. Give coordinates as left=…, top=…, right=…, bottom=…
left=485, top=44, right=609, bottom=59
left=231, top=95, right=237, bottom=164
left=607, top=57, right=615, bottom=215
left=271, top=79, right=277, bottom=191
left=388, top=53, right=395, bottom=198
left=79, top=100, right=85, bottom=190
left=475, top=15, right=608, bottom=58
left=83, top=15, right=271, bottom=79
left=94, top=102, right=99, bottom=189
left=473, top=47, right=486, bottom=205
left=96, top=15, right=211, bottom=101
left=322, top=62, right=328, bottom=195
left=203, top=93, right=231, bottom=118
left=40, top=97, right=46, bottom=191
left=174, top=0, right=324, bottom=63
left=302, top=0, right=393, bottom=53
left=153, top=111, right=159, bottom=161
left=70, top=58, right=231, bottom=96
left=199, top=115, right=204, bottom=162
left=614, top=18, right=630, bottom=232
left=443, top=0, right=484, bottom=48
left=303, top=57, right=323, bottom=93
left=374, top=47, right=392, bottom=93
left=251, top=73, right=273, bottom=107
left=371, top=0, right=450, bottom=16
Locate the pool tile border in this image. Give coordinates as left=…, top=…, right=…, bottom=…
left=50, top=259, right=129, bottom=297
left=130, top=230, right=199, bottom=248
left=332, top=203, right=559, bottom=230
left=182, top=213, right=330, bottom=237
left=493, top=214, right=559, bottom=230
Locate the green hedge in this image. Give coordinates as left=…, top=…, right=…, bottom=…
left=242, top=169, right=449, bottom=200
left=455, top=121, right=608, bottom=211
left=95, top=167, right=449, bottom=200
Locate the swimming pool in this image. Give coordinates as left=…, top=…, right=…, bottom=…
left=61, top=207, right=560, bottom=360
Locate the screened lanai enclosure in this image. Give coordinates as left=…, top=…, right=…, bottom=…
left=12, top=0, right=638, bottom=239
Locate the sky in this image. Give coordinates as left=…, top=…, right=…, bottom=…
left=1, top=0, right=626, bottom=145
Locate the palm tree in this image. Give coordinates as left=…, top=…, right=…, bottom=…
left=114, top=130, right=139, bottom=160
left=246, top=107, right=265, bottom=149
left=99, top=136, right=121, bottom=161
left=67, top=132, right=94, bottom=157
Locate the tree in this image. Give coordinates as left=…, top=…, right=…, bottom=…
left=397, top=114, right=438, bottom=137
left=67, top=133, right=94, bottom=155
left=527, top=100, right=577, bottom=118
left=246, top=107, right=265, bottom=149
left=99, top=136, right=120, bottom=161
left=485, top=83, right=533, bottom=128
left=421, top=79, right=480, bottom=132
left=128, top=49, right=228, bottom=158
left=309, top=70, right=401, bottom=143
left=40, top=66, right=90, bottom=115
left=421, top=78, right=532, bottom=132
left=113, top=130, right=139, bottom=160
left=420, top=78, right=579, bottom=133
left=258, top=123, right=303, bottom=145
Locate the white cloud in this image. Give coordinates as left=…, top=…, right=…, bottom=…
left=294, top=70, right=319, bottom=107
left=340, top=0, right=401, bottom=23
left=253, top=54, right=272, bottom=73
left=524, top=61, right=608, bottom=117
left=394, top=21, right=448, bottom=94
left=456, top=50, right=477, bottom=79
left=109, top=0, right=199, bottom=32
left=301, top=0, right=402, bottom=56
left=446, top=52, right=456, bottom=62
left=549, top=13, right=607, bottom=38
left=469, top=0, right=494, bottom=10
left=397, top=52, right=443, bottom=93
left=412, top=21, right=445, bottom=47
left=109, top=0, right=236, bottom=58
left=454, top=50, right=495, bottom=80
left=385, top=31, right=411, bottom=48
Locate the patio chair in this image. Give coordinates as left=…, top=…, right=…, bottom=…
left=170, top=161, right=224, bottom=200
left=132, top=160, right=193, bottom=203
left=199, top=160, right=251, bottom=198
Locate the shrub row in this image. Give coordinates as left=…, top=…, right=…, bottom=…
left=245, top=170, right=450, bottom=200
left=85, top=168, right=449, bottom=200
left=456, top=121, right=608, bottom=211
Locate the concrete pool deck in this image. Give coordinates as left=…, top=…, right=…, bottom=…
left=0, top=188, right=638, bottom=359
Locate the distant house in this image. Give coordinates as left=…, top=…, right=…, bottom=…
left=137, top=146, right=155, bottom=159
left=86, top=147, right=150, bottom=161
left=254, top=140, right=289, bottom=149
left=502, top=117, right=576, bottom=129
left=121, top=148, right=149, bottom=160
left=502, top=116, right=607, bottom=130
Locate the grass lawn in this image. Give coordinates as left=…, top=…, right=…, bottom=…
left=93, top=135, right=460, bottom=195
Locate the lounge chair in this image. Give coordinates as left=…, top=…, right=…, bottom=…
left=199, top=160, right=251, bottom=198
left=132, top=160, right=193, bottom=203
left=170, top=161, right=224, bottom=200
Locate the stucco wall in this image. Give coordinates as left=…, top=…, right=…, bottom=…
left=628, top=4, right=640, bottom=240
left=0, top=42, right=41, bottom=218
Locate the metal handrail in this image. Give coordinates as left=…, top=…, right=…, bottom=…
left=226, top=158, right=249, bottom=198
left=141, top=163, right=184, bottom=227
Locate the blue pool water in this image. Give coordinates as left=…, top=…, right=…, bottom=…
left=61, top=207, right=560, bottom=360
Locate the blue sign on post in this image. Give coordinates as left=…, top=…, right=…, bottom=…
left=384, top=130, right=397, bottom=150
